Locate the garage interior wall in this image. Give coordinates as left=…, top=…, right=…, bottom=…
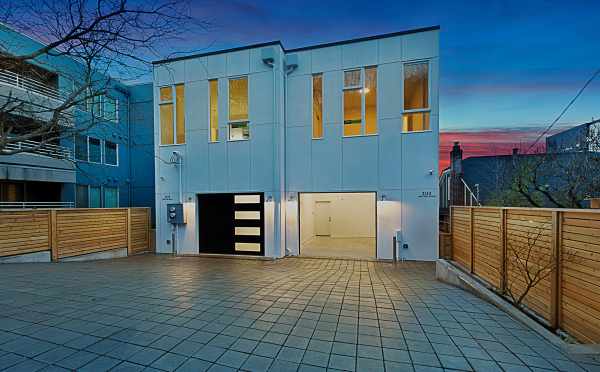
left=300, top=193, right=375, bottom=244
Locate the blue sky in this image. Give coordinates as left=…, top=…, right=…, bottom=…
left=176, top=0, right=600, bottom=133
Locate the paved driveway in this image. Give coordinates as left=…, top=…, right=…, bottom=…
left=0, top=255, right=597, bottom=372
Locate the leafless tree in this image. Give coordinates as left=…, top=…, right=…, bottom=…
left=0, top=0, right=206, bottom=156
left=505, top=222, right=578, bottom=308
left=490, top=128, right=600, bottom=208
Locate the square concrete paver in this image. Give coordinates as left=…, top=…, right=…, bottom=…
left=0, top=255, right=597, bottom=371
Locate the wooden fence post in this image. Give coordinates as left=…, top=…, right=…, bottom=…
left=470, top=207, right=474, bottom=273
left=50, top=210, right=58, bottom=262
left=127, top=208, right=132, bottom=256
left=550, top=211, right=561, bottom=330
left=500, top=208, right=507, bottom=293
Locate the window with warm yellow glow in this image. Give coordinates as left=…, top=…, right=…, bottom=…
left=159, top=86, right=173, bottom=145
left=229, top=77, right=249, bottom=140
left=403, top=112, right=430, bottom=132
left=175, top=84, right=185, bottom=144
left=365, top=67, right=377, bottom=135
left=343, top=89, right=362, bottom=136
left=403, top=61, right=430, bottom=132
left=209, top=79, right=218, bottom=142
left=312, top=74, right=323, bottom=139
left=404, top=62, right=429, bottom=110
left=343, top=67, right=377, bottom=136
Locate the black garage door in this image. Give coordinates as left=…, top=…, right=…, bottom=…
left=197, top=193, right=264, bottom=255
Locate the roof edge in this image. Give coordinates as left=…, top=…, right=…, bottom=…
left=286, top=25, right=440, bottom=53
left=153, top=41, right=283, bottom=65
left=152, top=25, right=440, bottom=65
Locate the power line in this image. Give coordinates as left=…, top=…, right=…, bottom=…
left=527, top=68, right=600, bottom=153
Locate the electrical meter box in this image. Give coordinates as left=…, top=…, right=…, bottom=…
left=167, top=203, right=185, bottom=224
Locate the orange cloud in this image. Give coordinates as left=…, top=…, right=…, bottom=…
left=439, top=128, right=548, bottom=171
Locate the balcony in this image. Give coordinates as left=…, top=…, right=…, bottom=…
left=3, top=140, right=74, bottom=161
left=0, top=69, right=62, bottom=101
left=0, top=201, right=74, bottom=209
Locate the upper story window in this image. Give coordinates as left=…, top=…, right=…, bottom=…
left=209, top=79, right=219, bottom=142
left=159, top=84, right=185, bottom=145
left=75, top=135, right=88, bottom=161
left=228, top=77, right=249, bottom=141
left=104, top=96, right=118, bottom=122
left=343, top=67, right=377, bottom=137
left=84, top=92, right=119, bottom=122
left=104, top=140, right=118, bottom=166
left=312, top=74, right=323, bottom=139
left=403, top=62, right=430, bottom=132
left=88, top=137, right=102, bottom=163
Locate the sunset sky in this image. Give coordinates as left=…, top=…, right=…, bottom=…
left=172, top=1, right=600, bottom=169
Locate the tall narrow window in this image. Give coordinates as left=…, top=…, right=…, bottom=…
left=104, top=96, right=118, bottom=122
left=159, top=86, right=174, bottom=144
left=403, top=62, right=430, bottom=132
left=343, top=67, right=377, bottom=136
left=228, top=77, right=249, bottom=141
left=76, top=185, right=88, bottom=208
left=312, top=74, right=323, bottom=139
left=343, top=70, right=362, bottom=136
left=209, top=79, right=219, bottom=142
left=175, top=84, right=185, bottom=144
left=103, top=187, right=118, bottom=208
left=104, top=140, right=118, bottom=165
left=89, top=186, right=101, bottom=208
left=75, top=135, right=88, bottom=161
left=365, top=67, right=377, bottom=135
left=88, top=138, right=102, bottom=163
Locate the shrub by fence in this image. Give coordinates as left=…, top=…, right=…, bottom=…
left=449, top=206, right=600, bottom=344
left=0, top=208, right=151, bottom=261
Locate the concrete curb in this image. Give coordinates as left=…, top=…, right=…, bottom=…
left=435, top=259, right=600, bottom=358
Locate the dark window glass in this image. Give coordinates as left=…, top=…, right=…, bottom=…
left=104, top=141, right=117, bottom=165
left=75, top=135, right=88, bottom=161
left=88, top=138, right=101, bottom=163
left=76, top=185, right=88, bottom=208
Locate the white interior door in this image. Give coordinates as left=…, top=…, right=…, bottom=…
left=314, top=201, right=331, bottom=236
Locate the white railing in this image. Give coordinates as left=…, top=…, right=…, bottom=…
left=2, top=140, right=73, bottom=160
left=0, top=201, right=74, bottom=209
left=0, top=69, right=62, bottom=101
left=462, top=178, right=481, bottom=206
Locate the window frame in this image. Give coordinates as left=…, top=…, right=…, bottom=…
left=311, top=73, right=324, bottom=140
left=87, top=137, right=102, bottom=164
left=74, top=134, right=89, bottom=162
left=103, top=186, right=119, bottom=208
left=103, top=95, right=119, bottom=123
left=342, top=66, right=378, bottom=137
left=158, top=85, right=183, bottom=146
left=208, top=79, right=219, bottom=143
left=103, top=140, right=119, bottom=166
left=88, top=185, right=102, bottom=208
left=402, top=60, right=432, bottom=133
left=75, top=184, right=89, bottom=208
left=227, top=76, right=250, bottom=142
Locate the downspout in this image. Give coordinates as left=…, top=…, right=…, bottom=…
left=127, top=94, right=132, bottom=207
left=170, top=151, right=183, bottom=254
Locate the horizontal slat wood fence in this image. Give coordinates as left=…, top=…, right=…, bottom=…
left=450, top=206, right=600, bottom=344
left=0, top=208, right=151, bottom=260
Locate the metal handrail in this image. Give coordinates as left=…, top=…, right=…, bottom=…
left=461, top=178, right=481, bottom=206
left=0, top=201, right=74, bottom=209
left=2, top=139, right=73, bottom=160
left=0, top=69, right=62, bottom=101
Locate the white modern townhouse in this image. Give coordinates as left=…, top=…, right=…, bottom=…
left=153, top=26, right=439, bottom=260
